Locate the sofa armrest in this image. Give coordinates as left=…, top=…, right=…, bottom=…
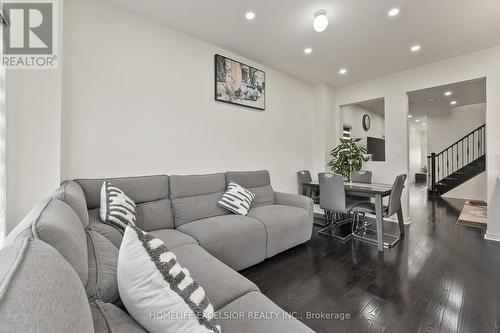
left=274, top=192, right=314, bottom=217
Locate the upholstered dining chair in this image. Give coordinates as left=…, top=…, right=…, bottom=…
left=318, top=172, right=358, bottom=241
left=351, top=170, right=372, bottom=184
left=351, top=174, right=407, bottom=248
left=349, top=170, right=373, bottom=229
left=297, top=170, right=319, bottom=203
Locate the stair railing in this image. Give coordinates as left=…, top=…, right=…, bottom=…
left=427, top=124, right=485, bottom=195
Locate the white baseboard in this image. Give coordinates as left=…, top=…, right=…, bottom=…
left=442, top=193, right=486, bottom=201
left=485, top=233, right=500, bottom=242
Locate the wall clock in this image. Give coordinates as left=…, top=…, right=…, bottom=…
left=362, top=114, right=371, bottom=131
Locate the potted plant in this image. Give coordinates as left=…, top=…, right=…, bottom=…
left=328, top=138, right=370, bottom=182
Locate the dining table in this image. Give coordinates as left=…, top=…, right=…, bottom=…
left=305, top=181, right=402, bottom=252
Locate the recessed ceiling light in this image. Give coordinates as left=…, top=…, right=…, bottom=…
left=416, top=119, right=420, bottom=122
left=408, top=115, right=413, bottom=118
left=450, top=100, right=457, bottom=105
left=245, top=12, right=255, bottom=20
left=313, top=10, right=328, bottom=32
left=444, top=91, right=452, bottom=96
left=339, top=68, right=347, bottom=75
left=304, top=48, right=312, bottom=55
left=410, top=45, right=421, bottom=52
left=422, top=123, right=426, bottom=126
left=388, top=8, right=400, bottom=17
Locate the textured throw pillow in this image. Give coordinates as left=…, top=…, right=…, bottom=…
left=100, top=182, right=136, bottom=230
left=117, top=226, right=221, bottom=333
left=218, top=181, right=255, bottom=216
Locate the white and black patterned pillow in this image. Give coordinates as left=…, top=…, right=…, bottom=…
left=218, top=181, right=255, bottom=216
left=100, top=182, right=136, bottom=230
left=117, top=225, right=221, bottom=333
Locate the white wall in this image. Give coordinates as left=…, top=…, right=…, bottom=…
left=61, top=0, right=316, bottom=195
left=408, top=127, right=426, bottom=183
left=326, top=46, right=500, bottom=232
left=341, top=104, right=385, bottom=149
left=426, top=103, right=486, bottom=200
left=5, top=1, right=63, bottom=233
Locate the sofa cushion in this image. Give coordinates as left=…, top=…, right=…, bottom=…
left=91, top=301, right=146, bottom=333
left=75, top=175, right=175, bottom=230
left=148, top=229, right=198, bottom=249
left=0, top=238, right=94, bottom=333
left=217, top=291, right=315, bottom=333
left=247, top=205, right=313, bottom=258
left=171, top=244, right=259, bottom=311
left=100, top=181, right=137, bottom=230
left=177, top=215, right=266, bottom=271
left=117, top=226, right=221, bottom=333
left=218, top=181, right=255, bottom=215
left=89, top=209, right=124, bottom=248
left=226, top=170, right=275, bottom=207
left=86, top=230, right=120, bottom=304
left=52, top=180, right=90, bottom=227
left=5, top=198, right=89, bottom=286
left=170, top=173, right=229, bottom=227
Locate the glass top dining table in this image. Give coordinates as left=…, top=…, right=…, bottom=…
left=305, top=181, right=401, bottom=252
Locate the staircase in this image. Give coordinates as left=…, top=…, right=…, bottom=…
left=427, top=124, right=485, bottom=197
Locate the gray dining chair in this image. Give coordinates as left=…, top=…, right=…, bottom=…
left=318, top=172, right=358, bottom=241
left=297, top=170, right=319, bottom=203
left=349, top=170, right=373, bottom=229
left=351, top=170, right=372, bottom=184
left=351, top=174, right=407, bottom=248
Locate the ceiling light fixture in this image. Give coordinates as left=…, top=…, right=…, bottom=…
left=422, top=123, right=426, bottom=126
left=245, top=12, right=255, bottom=20
left=416, top=119, right=420, bottom=122
left=313, top=10, right=328, bottom=32
left=388, top=8, right=400, bottom=17
left=450, top=101, right=457, bottom=105
left=339, top=68, right=347, bottom=75
left=304, top=48, right=312, bottom=55
left=410, top=45, right=421, bottom=52
left=444, top=91, right=452, bottom=96
left=408, top=115, right=413, bottom=118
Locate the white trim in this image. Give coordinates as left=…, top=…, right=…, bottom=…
left=442, top=193, right=486, bottom=201
left=485, top=232, right=500, bottom=242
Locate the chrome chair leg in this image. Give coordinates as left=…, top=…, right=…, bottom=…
left=318, top=210, right=354, bottom=241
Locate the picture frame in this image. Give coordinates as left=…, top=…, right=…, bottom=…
left=214, top=54, right=266, bottom=110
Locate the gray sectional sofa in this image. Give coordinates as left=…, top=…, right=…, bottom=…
left=0, top=170, right=315, bottom=332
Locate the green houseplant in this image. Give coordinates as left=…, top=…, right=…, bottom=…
left=328, top=138, right=370, bottom=181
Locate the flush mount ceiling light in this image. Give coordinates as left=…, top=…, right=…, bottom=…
left=450, top=100, right=457, bottom=105
left=416, top=119, right=420, bottom=122
left=410, top=45, right=421, bottom=52
left=245, top=12, right=255, bottom=20
left=388, top=8, right=400, bottom=17
left=304, top=48, right=312, bottom=54
left=408, top=115, right=413, bottom=118
left=444, top=91, right=452, bottom=96
left=313, top=10, right=328, bottom=32
left=338, top=68, right=347, bottom=75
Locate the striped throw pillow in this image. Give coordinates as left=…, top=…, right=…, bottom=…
left=100, top=182, right=136, bottom=230
left=218, top=181, right=255, bottom=216
left=118, top=225, right=221, bottom=333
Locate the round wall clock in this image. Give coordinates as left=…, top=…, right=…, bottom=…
left=362, top=114, right=371, bottom=131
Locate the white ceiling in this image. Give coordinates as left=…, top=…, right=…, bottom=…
left=107, top=0, right=500, bottom=87
left=408, top=78, right=486, bottom=116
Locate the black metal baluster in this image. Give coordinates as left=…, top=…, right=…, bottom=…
left=467, top=135, right=469, bottom=164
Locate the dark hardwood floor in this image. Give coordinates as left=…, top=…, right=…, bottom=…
left=241, top=184, right=500, bottom=333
